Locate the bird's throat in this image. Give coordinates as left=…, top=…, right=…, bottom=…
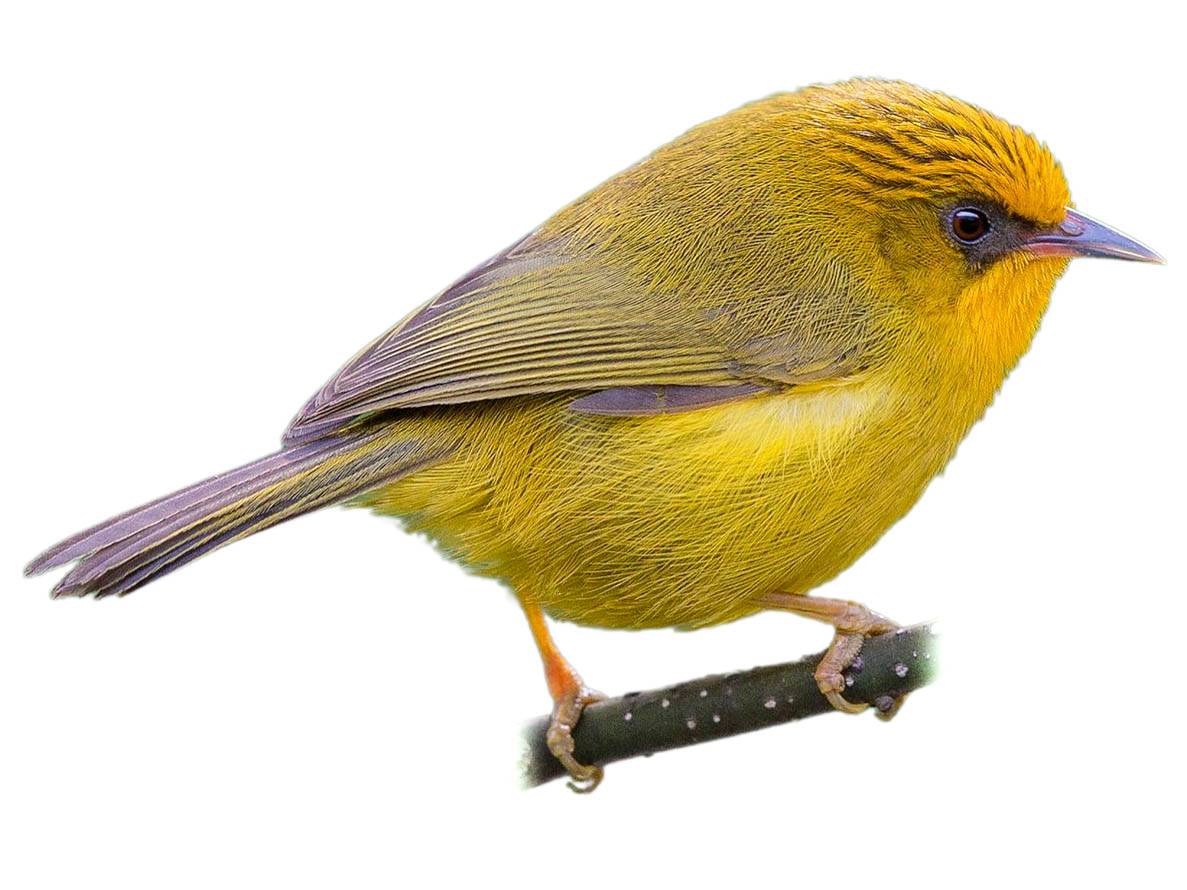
left=953, top=256, right=1065, bottom=396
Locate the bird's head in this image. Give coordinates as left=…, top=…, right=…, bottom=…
left=786, top=79, right=1162, bottom=324
left=550, top=79, right=1162, bottom=375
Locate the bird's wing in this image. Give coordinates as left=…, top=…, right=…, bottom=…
left=284, top=231, right=875, bottom=442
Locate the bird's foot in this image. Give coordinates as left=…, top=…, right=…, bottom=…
left=813, top=602, right=900, bottom=716
left=546, top=685, right=607, bottom=793
left=759, top=593, right=900, bottom=716
left=815, top=628, right=875, bottom=713
left=519, top=600, right=609, bottom=792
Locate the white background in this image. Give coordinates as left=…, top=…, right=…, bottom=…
left=2, top=2, right=1183, bottom=887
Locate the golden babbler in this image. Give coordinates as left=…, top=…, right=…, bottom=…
left=27, top=79, right=1163, bottom=790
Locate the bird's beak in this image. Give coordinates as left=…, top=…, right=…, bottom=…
left=1025, top=208, right=1164, bottom=263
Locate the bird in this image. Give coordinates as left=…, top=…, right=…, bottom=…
left=26, top=78, right=1163, bottom=791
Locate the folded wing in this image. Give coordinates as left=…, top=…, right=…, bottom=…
left=284, top=231, right=875, bottom=442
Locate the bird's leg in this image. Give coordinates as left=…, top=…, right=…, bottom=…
left=520, top=600, right=606, bottom=792
left=758, top=592, right=899, bottom=716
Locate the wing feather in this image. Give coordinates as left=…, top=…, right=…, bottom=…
left=284, top=231, right=879, bottom=442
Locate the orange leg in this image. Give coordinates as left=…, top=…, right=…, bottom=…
left=757, top=592, right=900, bottom=716
left=521, top=600, right=606, bottom=792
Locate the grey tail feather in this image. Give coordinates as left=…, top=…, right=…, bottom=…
left=26, top=428, right=446, bottom=599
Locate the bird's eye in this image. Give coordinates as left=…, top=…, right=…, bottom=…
left=951, top=208, right=991, bottom=243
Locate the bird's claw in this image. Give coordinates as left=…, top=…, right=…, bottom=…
left=814, top=631, right=871, bottom=713
left=813, top=604, right=899, bottom=715
left=546, top=686, right=606, bottom=793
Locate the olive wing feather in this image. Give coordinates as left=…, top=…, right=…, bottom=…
left=284, top=232, right=874, bottom=443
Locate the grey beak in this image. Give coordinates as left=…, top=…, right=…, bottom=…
left=1025, top=208, right=1164, bottom=263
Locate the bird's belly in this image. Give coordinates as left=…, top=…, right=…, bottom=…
left=364, top=381, right=955, bottom=629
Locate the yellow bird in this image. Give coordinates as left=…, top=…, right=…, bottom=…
left=27, top=79, right=1162, bottom=790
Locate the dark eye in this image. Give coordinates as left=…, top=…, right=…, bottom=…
left=951, top=207, right=990, bottom=243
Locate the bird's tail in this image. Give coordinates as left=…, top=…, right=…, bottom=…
left=25, top=427, right=448, bottom=598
